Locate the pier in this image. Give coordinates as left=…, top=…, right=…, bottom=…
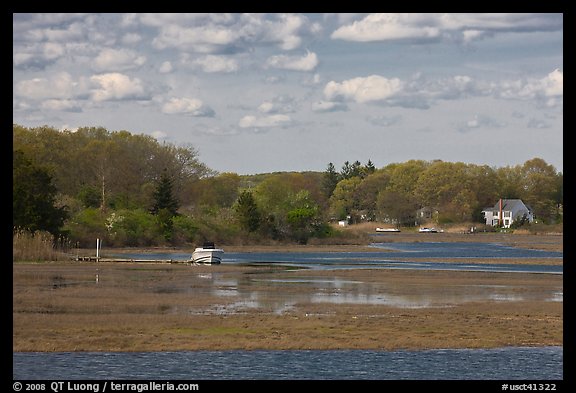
left=73, top=256, right=189, bottom=264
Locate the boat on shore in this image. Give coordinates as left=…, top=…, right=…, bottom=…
left=191, top=242, right=224, bottom=264
left=419, top=227, right=439, bottom=233
left=375, top=227, right=401, bottom=232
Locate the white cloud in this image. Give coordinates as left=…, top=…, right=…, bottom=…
left=90, top=73, right=147, bottom=101
left=457, top=114, right=506, bottom=132
left=266, top=51, right=318, bottom=72
left=141, top=13, right=319, bottom=53
left=121, top=33, right=142, bottom=45
left=41, top=99, right=82, bottom=112
left=161, top=97, right=215, bottom=117
left=158, top=61, right=173, bottom=74
left=498, top=69, right=563, bottom=106
left=93, top=48, right=146, bottom=72
left=540, top=68, right=563, bottom=97
left=14, top=72, right=84, bottom=99
left=332, top=14, right=441, bottom=42
left=152, top=24, right=237, bottom=53
left=321, top=71, right=563, bottom=110
left=257, top=95, right=296, bottom=114
left=13, top=42, right=66, bottom=69
left=238, top=114, right=292, bottom=128
left=311, top=101, right=348, bottom=113
left=324, top=75, right=403, bottom=103
left=17, top=19, right=85, bottom=43
left=259, top=13, right=317, bottom=50
left=366, top=115, right=402, bottom=127
left=331, top=13, right=563, bottom=43
left=527, top=118, right=551, bottom=129
left=192, top=55, right=239, bottom=73
left=151, top=130, right=168, bottom=140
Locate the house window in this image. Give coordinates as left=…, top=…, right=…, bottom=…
left=503, top=211, right=511, bottom=218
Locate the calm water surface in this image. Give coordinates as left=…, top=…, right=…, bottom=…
left=13, top=347, right=562, bottom=380
left=111, top=242, right=563, bottom=274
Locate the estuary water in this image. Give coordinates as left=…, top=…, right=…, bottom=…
left=111, top=241, right=563, bottom=274
left=13, top=347, right=563, bottom=380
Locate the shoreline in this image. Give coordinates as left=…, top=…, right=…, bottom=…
left=99, top=232, right=563, bottom=256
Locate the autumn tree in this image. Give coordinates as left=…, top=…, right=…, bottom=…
left=518, top=158, right=561, bottom=223
left=376, top=190, right=418, bottom=226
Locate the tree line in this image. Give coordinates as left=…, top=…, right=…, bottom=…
left=13, top=124, right=563, bottom=247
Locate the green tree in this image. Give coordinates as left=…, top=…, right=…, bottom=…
left=328, top=177, right=362, bottom=221
left=150, top=170, right=180, bottom=242
left=518, top=158, right=559, bottom=223
left=13, top=150, right=68, bottom=236
left=285, top=190, right=323, bottom=243
left=362, top=159, right=376, bottom=178
left=77, top=185, right=102, bottom=208
left=385, top=160, right=429, bottom=196
left=234, top=190, right=261, bottom=232
left=151, top=170, right=180, bottom=216
left=354, top=171, right=390, bottom=221
left=322, top=162, right=340, bottom=198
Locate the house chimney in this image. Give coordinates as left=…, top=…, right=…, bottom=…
left=499, top=198, right=503, bottom=227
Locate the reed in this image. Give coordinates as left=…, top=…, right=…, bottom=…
left=12, top=230, right=70, bottom=261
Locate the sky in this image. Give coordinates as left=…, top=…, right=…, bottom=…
left=13, top=13, right=563, bottom=174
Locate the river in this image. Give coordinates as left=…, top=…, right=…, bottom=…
left=13, top=347, right=563, bottom=380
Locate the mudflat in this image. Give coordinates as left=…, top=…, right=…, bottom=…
left=13, top=233, right=563, bottom=352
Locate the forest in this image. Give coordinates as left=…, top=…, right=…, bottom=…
left=13, top=124, right=563, bottom=248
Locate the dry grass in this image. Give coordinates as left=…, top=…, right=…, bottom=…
left=13, top=261, right=563, bottom=352
left=13, top=230, right=70, bottom=262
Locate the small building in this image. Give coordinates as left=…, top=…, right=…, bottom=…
left=482, top=199, right=534, bottom=228
left=416, top=206, right=439, bottom=221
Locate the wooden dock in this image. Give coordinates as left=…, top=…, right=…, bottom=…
left=73, top=256, right=189, bottom=264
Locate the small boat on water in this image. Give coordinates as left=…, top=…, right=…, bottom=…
left=419, top=227, right=438, bottom=233
left=191, top=242, right=224, bottom=264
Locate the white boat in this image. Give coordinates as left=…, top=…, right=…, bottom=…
left=418, top=227, right=438, bottom=233
left=375, top=227, right=401, bottom=232
left=191, top=242, right=224, bottom=264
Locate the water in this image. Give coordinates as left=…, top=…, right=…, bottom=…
left=111, top=242, right=563, bottom=274
left=13, top=347, right=562, bottom=380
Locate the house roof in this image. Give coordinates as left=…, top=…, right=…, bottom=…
left=482, top=199, right=532, bottom=212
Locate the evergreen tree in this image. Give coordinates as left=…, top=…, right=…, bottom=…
left=13, top=150, right=68, bottom=235
left=151, top=170, right=179, bottom=216
left=322, top=162, right=340, bottom=198
left=234, top=190, right=261, bottom=232
left=363, top=159, right=376, bottom=176
left=150, top=170, right=180, bottom=242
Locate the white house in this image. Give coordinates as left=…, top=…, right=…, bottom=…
left=482, top=199, right=534, bottom=228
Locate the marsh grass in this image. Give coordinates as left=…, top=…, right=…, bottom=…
left=13, top=260, right=563, bottom=352
left=13, top=230, right=71, bottom=261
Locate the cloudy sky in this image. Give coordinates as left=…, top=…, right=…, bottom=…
left=13, top=13, right=563, bottom=174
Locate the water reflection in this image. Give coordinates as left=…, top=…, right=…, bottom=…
left=186, top=274, right=562, bottom=314
left=107, top=241, right=562, bottom=315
